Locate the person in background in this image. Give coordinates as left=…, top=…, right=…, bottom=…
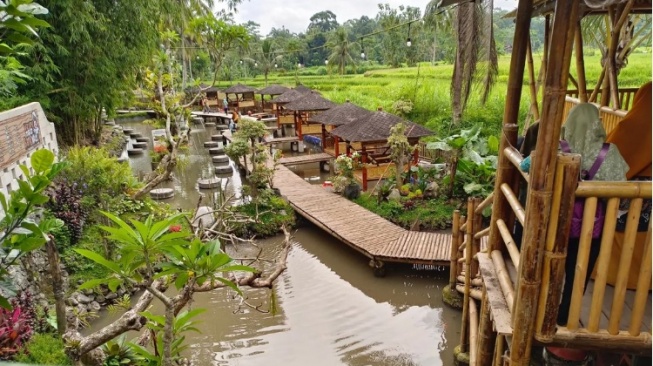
left=202, top=95, right=210, bottom=113
left=223, top=97, right=229, bottom=114
left=230, top=107, right=240, bottom=132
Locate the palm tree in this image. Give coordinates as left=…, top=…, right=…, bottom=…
left=326, top=27, right=358, bottom=75
left=424, top=1, right=454, bottom=64
left=248, top=39, right=282, bottom=85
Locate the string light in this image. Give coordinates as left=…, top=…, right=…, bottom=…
left=274, top=63, right=278, bottom=68
left=239, top=59, right=243, bottom=64
left=406, top=22, right=412, bottom=47
left=324, top=59, right=328, bottom=65
left=360, top=37, right=365, bottom=60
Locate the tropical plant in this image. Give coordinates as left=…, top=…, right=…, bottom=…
left=101, top=334, right=141, bottom=366
left=388, top=121, right=415, bottom=188
left=249, top=39, right=282, bottom=85
left=326, top=27, right=358, bottom=75
left=15, top=333, right=71, bottom=365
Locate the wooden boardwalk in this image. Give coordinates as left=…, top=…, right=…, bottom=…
left=223, top=129, right=453, bottom=268
left=279, top=153, right=333, bottom=165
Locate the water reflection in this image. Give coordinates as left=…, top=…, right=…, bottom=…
left=111, top=118, right=459, bottom=366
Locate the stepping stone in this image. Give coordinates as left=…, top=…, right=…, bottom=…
left=150, top=188, right=174, bottom=200
left=104, top=120, right=116, bottom=126
left=127, top=148, right=144, bottom=156
left=204, top=141, right=219, bottom=148
left=122, top=128, right=134, bottom=134
left=135, top=137, right=149, bottom=143
left=214, top=165, right=233, bottom=175
left=130, top=132, right=142, bottom=139
left=192, top=117, right=204, bottom=124
left=211, top=134, right=223, bottom=142
left=132, top=142, right=148, bottom=149
left=208, top=147, right=224, bottom=155
left=205, top=122, right=216, bottom=127
left=212, top=155, right=229, bottom=164
left=117, top=157, right=128, bottom=163
left=197, top=178, right=220, bottom=189
left=215, top=124, right=229, bottom=131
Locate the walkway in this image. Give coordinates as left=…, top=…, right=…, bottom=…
left=279, top=153, right=332, bottom=165
left=222, top=129, right=453, bottom=269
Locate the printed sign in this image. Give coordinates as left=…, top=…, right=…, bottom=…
left=0, top=109, right=41, bottom=170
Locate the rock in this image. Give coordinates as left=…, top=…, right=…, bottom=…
left=150, top=188, right=174, bottom=200
left=424, top=181, right=440, bottom=199
left=95, top=295, right=106, bottom=304
left=388, top=188, right=402, bottom=201
left=89, top=301, right=101, bottom=312
left=343, top=183, right=361, bottom=200
left=117, top=288, right=125, bottom=296
left=105, top=292, right=118, bottom=301
left=76, top=304, right=88, bottom=315
left=83, top=288, right=93, bottom=296
left=75, top=293, right=93, bottom=305
left=66, top=297, right=79, bottom=306
left=193, top=206, right=216, bottom=229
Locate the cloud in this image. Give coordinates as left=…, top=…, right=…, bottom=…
left=227, top=0, right=518, bottom=36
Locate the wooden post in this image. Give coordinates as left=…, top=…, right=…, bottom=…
left=451, top=210, right=461, bottom=290
left=296, top=112, right=303, bottom=139
left=276, top=105, right=281, bottom=128
left=477, top=286, right=497, bottom=366
left=335, top=136, right=340, bottom=156
left=526, top=37, right=540, bottom=121
left=606, top=1, right=634, bottom=109
left=493, top=335, right=505, bottom=366
left=471, top=197, right=482, bottom=278
left=45, top=237, right=67, bottom=335
left=574, top=22, right=588, bottom=102
left=629, top=224, right=652, bottom=336
left=321, top=124, right=327, bottom=150
left=469, top=298, right=479, bottom=366
left=362, top=146, right=368, bottom=191
left=460, top=198, right=475, bottom=354
left=511, top=1, right=580, bottom=364
left=535, top=153, right=580, bottom=341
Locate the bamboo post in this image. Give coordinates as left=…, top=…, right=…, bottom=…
left=587, top=198, right=620, bottom=332
left=477, top=286, right=497, bottom=366
left=451, top=210, right=461, bottom=290
left=608, top=198, right=643, bottom=334
left=536, top=153, right=580, bottom=340
left=574, top=21, right=588, bottom=102
left=471, top=197, right=483, bottom=278
left=469, top=298, right=479, bottom=366
left=629, top=224, right=652, bottom=336
left=606, top=1, right=634, bottom=109
left=496, top=219, right=521, bottom=269
left=458, top=216, right=467, bottom=278
left=511, top=1, right=580, bottom=364
left=526, top=37, right=540, bottom=120
left=460, top=198, right=475, bottom=354
left=492, top=250, right=515, bottom=310
left=500, top=183, right=525, bottom=225
left=493, top=335, right=505, bottom=366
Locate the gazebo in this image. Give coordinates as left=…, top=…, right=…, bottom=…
left=331, top=110, right=433, bottom=190
left=186, top=84, right=222, bottom=110
left=270, top=89, right=309, bottom=130
left=308, top=101, right=373, bottom=156
left=283, top=92, right=337, bottom=143
left=257, top=84, right=290, bottom=113
left=223, top=83, right=257, bottom=112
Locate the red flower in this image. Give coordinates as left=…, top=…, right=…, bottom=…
left=154, top=145, right=168, bottom=154
left=169, top=224, right=182, bottom=232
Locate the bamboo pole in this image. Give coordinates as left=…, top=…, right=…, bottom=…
left=526, top=37, right=540, bottom=120
left=475, top=192, right=495, bottom=215
left=451, top=210, right=461, bottom=290
left=458, top=275, right=484, bottom=287
left=588, top=198, right=620, bottom=332
left=457, top=285, right=483, bottom=300
left=477, top=287, right=497, bottom=366
left=500, top=183, right=525, bottom=225
left=469, top=299, right=479, bottom=366
left=574, top=21, right=588, bottom=102
left=608, top=198, right=643, bottom=335
left=590, top=68, right=606, bottom=103
left=535, top=154, right=579, bottom=340
left=511, top=1, right=580, bottom=363
left=607, top=0, right=635, bottom=109
left=566, top=196, right=600, bottom=330
left=496, top=219, right=521, bottom=269
left=471, top=197, right=483, bottom=278
left=491, top=250, right=515, bottom=311
left=460, top=199, right=475, bottom=353
left=629, top=224, right=652, bottom=336
left=493, top=335, right=505, bottom=366
left=504, top=147, right=530, bottom=183
left=475, top=226, right=491, bottom=240
left=576, top=181, right=652, bottom=198
left=458, top=216, right=466, bottom=278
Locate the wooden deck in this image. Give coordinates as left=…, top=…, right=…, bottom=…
left=262, top=136, right=299, bottom=145
left=279, top=153, right=332, bottom=165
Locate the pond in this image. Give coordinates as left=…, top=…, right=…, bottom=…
left=102, top=118, right=461, bottom=366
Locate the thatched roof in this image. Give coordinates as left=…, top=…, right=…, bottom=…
left=308, top=102, right=373, bottom=126
left=258, top=84, right=290, bottom=95
left=283, top=92, right=337, bottom=112
left=294, top=84, right=313, bottom=93
left=186, top=83, right=221, bottom=93
left=331, top=111, right=433, bottom=142
left=493, top=0, right=652, bottom=18
left=270, top=89, right=305, bottom=104
left=223, top=83, right=257, bottom=94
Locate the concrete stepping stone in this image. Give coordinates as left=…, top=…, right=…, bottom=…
left=129, top=132, right=142, bottom=139
left=197, top=178, right=221, bottom=189
left=208, top=147, right=224, bottom=155
left=212, top=155, right=229, bottom=164
left=150, top=188, right=174, bottom=200
left=214, top=165, right=233, bottom=175
left=122, top=127, right=134, bottom=134
left=204, top=141, right=219, bottom=148
left=215, top=124, right=229, bottom=131
left=127, top=148, right=144, bottom=156
left=135, top=137, right=149, bottom=143
left=205, top=122, right=216, bottom=127
left=211, top=134, right=223, bottom=142
left=192, top=117, right=204, bottom=124
left=132, top=142, right=148, bottom=149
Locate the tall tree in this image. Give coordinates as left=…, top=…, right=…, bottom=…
left=326, top=27, right=357, bottom=75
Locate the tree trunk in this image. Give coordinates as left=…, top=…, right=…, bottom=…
left=395, top=151, right=405, bottom=188
left=162, top=305, right=175, bottom=366
left=45, top=237, right=67, bottom=335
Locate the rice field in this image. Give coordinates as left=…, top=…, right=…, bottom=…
left=219, top=52, right=652, bottom=138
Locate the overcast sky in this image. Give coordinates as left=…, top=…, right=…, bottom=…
left=227, top=0, right=518, bottom=36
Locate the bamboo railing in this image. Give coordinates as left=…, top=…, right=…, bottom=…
left=567, top=87, right=639, bottom=111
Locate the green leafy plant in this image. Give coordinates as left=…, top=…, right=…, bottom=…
left=101, top=335, right=141, bottom=366
left=15, top=333, right=71, bottom=365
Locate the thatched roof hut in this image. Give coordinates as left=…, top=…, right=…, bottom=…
left=283, top=92, right=336, bottom=112
left=331, top=111, right=433, bottom=142
left=294, top=84, right=313, bottom=94
left=270, top=89, right=306, bottom=104
left=223, top=83, right=257, bottom=94
left=309, top=101, right=373, bottom=126
left=258, top=84, right=290, bottom=96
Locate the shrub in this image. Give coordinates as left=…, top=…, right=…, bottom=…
left=0, top=292, right=37, bottom=360
left=233, top=193, right=295, bottom=238
left=15, top=334, right=71, bottom=365
left=45, top=181, right=88, bottom=244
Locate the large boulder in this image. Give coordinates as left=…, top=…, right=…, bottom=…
left=388, top=188, right=402, bottom=201
left=193, top=206, right=216, bottom=229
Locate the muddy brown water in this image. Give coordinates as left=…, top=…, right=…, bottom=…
left=96, top=119, right=461, bottom=365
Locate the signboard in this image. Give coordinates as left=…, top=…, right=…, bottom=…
left=0, top=110, right=41, bottom=170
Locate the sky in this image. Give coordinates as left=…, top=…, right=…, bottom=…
left=228, top=0, right=518, bottom=36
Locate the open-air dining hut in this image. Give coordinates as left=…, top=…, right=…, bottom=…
left=270, top=88, right=310, bottom=129
left=186, top=84, right=223, bottom=109
left=223, top=83, right=257, bottom=112
left=439, top=0, right=653, bottom=365
left=257, top=84, right=290, bottom=113
left=308, top=101, right=373, bottom=156
left=330, top=110, right=433, bottom=191
left=282, top=91, right=337, bottom=142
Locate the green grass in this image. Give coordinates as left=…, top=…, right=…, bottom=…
left=214, top=53, right=652, bottom=139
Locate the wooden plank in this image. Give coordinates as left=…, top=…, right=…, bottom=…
left=477, top=253, right=514, bottom=336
